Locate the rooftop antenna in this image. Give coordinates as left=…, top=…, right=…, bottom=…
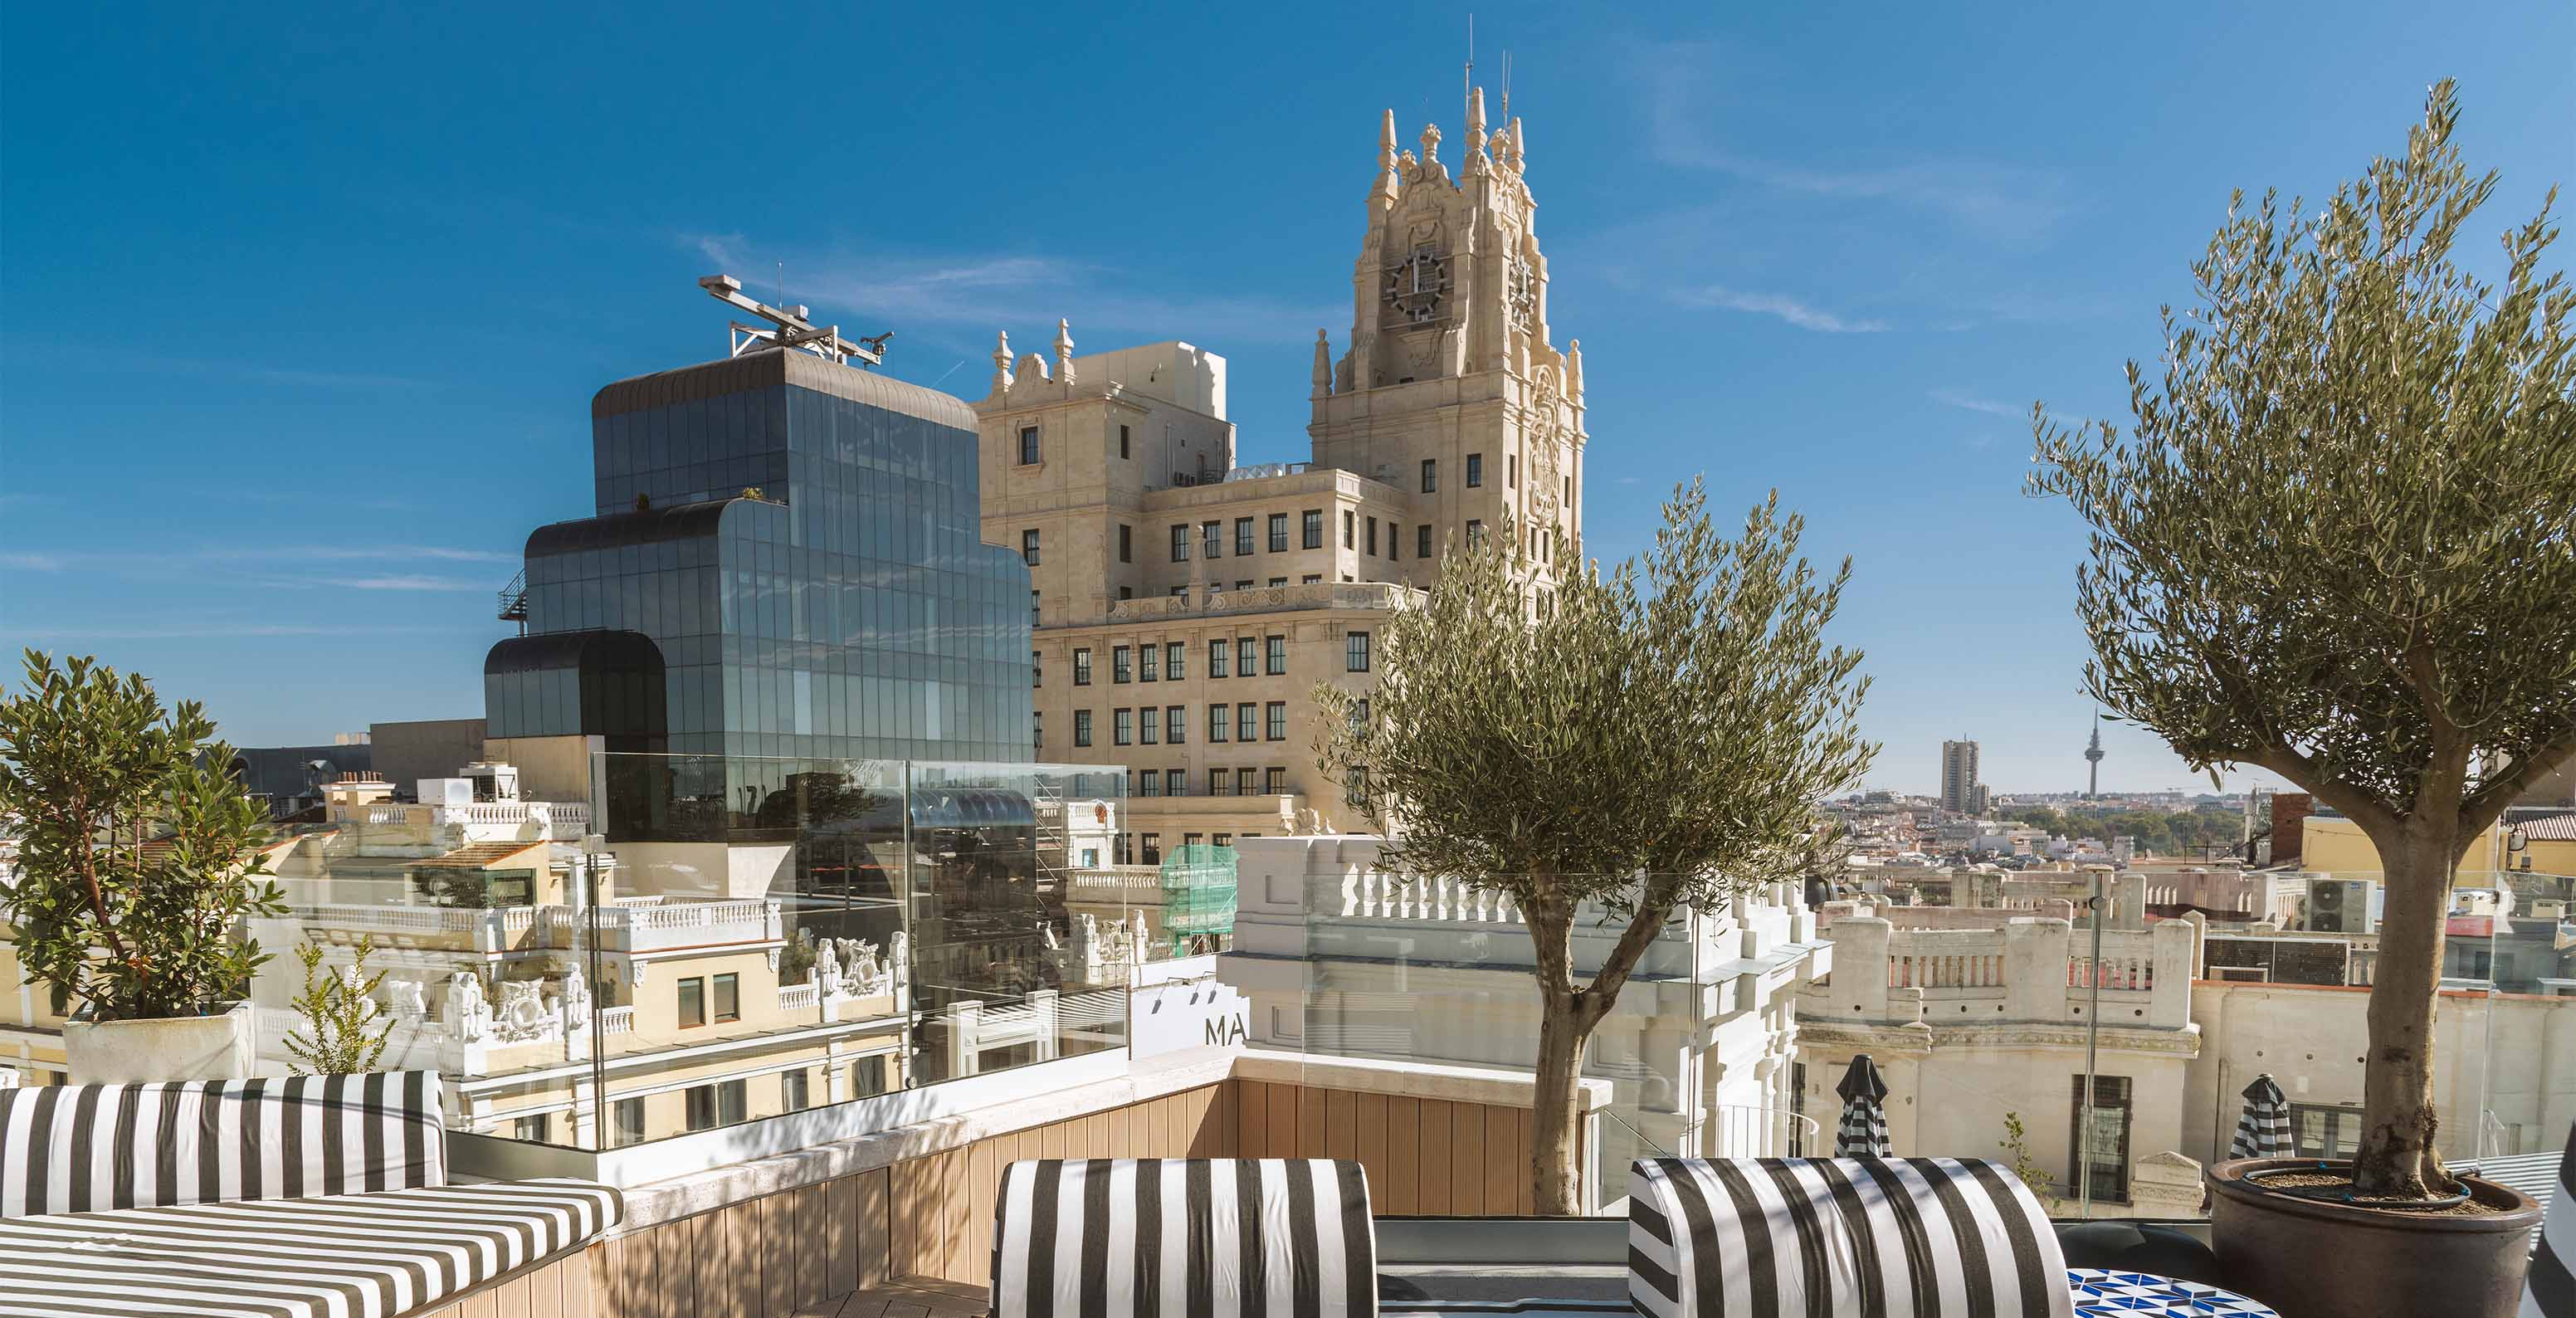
left=698, top=273, right=887, bottom=369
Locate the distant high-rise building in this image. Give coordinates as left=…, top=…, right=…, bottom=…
left=1940, top=740, right=1980, bottom=814
left=2085, top=712, right=2106, bottom=798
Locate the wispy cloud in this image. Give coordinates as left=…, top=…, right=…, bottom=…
left=1673, top=286, right=1889, bottom=334
left=11, top=623, right=468, bottom=641
left=1, top=551, right=64, bottom=571
left=8, top=544, right=515, bottom=570
left=311, top=574, right=487, bottom=593
left=1632, top=41, right=2072, bottom=242
left=1930, top=388, right=2028, bottom=419
left=686, top=233, right=1339, bottom=348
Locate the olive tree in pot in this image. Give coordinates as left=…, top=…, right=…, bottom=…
left=1315, top=483, right=1874, bottom=1214
left=0, top=652, right=286, bottom=1082
left=2029, top=81, right=2572, bottom=1318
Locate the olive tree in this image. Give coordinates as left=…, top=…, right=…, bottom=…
left=2029, top=81, right=2574, bottom=1198
left=0, top=651, right=284, bottom=1021
left=1316, top=482, right=1874, bottom=1214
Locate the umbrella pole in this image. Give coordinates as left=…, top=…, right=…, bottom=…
left=2079, top=866, right=2105, bottom=1218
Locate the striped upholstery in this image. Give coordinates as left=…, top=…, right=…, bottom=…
left=0, top=1177, right=621, bottom=1318
left=1629, top=1157, right=2073, bottom=1318
left=2525, top=1135, right=2574, bottom=1318
left=991, top=1158, right=1377, bottom=1317
left=0, top=1072, right=446, bottom=1218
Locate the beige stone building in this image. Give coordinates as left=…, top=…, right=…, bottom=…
left=976, top=88, right=1588, bottom=857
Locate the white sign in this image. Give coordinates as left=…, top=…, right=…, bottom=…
left=1130, top=971, right=1250, bottom=1058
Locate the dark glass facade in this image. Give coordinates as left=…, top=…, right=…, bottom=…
left=486, top=349, right=1033, bottom=786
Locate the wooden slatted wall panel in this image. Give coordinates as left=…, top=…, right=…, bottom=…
left=582, top=1076, right=1543, bottom=1311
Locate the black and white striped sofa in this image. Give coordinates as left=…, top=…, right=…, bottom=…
left=992, top=1158, right=1378, bottom=1317
left=1630, top=1157, right=2073, bottom=1318
left=0, top=1073, right=620, bottom=1318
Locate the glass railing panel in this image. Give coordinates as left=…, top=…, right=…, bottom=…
left=578, top=752, right=1134, bottom=1150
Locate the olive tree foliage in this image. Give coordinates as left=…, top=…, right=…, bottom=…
left=0, top=651, right=285, bottom=1022
left=1315, top=481, right=1875, bottom=1213
left=284, top=935, right=393, bottom=1076
left=2028, top=81, right=2574, bottom=1198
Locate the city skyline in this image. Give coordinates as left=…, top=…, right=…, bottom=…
left=4, top=3, right=2569, bottom=796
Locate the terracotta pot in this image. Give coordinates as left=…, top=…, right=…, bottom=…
left=2207, top=1156, right=2541, bottom=1318
left=62, top=1003, right=255, bottom=1083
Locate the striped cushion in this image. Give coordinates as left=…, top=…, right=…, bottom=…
left=1630, top=1157, right=2072, bottom=1318
left=991, top=1159, right=1377, bottom=1317
left=0, top=1176, right=620, bottom=1318
left=0, top=1072, right=445, bottom=1218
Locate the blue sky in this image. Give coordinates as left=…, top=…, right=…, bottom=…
left=2, top=2, right=2568, bottom=794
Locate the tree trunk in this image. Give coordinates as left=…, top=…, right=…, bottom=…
left=1530, top=984, right=1592, bottom=1215
left=2350, top=822, right=2458, bottom=1198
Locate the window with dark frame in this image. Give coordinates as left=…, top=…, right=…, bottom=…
left=1140, top=644, right=1159, bottom=681
left=1113, top=646, right=1131, bottom=683
left=1421, top=459, right=1437, bottom=493
left=1208, top=638, right=1228, bottom=678
left=1237, top=637, right=1257, bottom=676
left=1343, top=510, right=1354, bottom=548
left=1264, top=768, right=1286, bottom=793
left=1073, top=647, right=1093, bottom=685
left=1265, top=700, right=1286, bottom=740
left=1268, top=513, right=1289, bottom=552
left=1074, top=710, right=1093, bottom=746
left=1466, top=453, right=1483, bottom=486
left=1302, top=510, right=1324, bottom=549
left=1021, top=529, right=1040, bottom=566
left=1165, top=642, right=1184, bottom=679
left=1417, top=525, right=1432, bottom=558
left=677, top=977, right=705, bottom=1028
left=713, top=973, right=739, bottom=1023
left=1235, top=518, right=1255, bottom=556
left=1120, top=424, right=1131, bottom=459
left=1365, top=517, right=1377, bottom=556
left=1139, top=706, right=1159, bottom=744
left=1171, top=525, right=1191, bottom=561
left=1346, top=631, right=1371, bottom=671
left=1114, top=708, right=1134, bottom=745
left=1209, top=704, right=1229, bottom=742
left=1237, top=704, right=1257, bottom=741
left=1018, top=427, right=1040, bottom=465
left=1236, top=768, right=1258, bottom=795
left=1166, top=705, right=1185, bottom=744
left=1266, top=635, right=1286, bottom=674
left=2068, top=1075, right=2134, bottom=1202
left=1119, top=524, right=1132, bottom=563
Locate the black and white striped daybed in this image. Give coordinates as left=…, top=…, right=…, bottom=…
left=991, top=1157, right=1378, bottom=1317
left=0, top=1073, right=621, bottom=1318
left=1629, top=1156, right=2074, bottom=1318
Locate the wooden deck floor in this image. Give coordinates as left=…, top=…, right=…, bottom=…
left=793, top=1274, right=988, bottom=1317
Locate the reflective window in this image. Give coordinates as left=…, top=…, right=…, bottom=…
left=1114, top=709, right=1134, bottom=745
left=1209, top=704, right=1229, bottom=742
left=1018, top=427, right=1039, bottom=465
left=1074, top=648, right=1093, bottom=685
left=1170, top=525, right=1190, bottom=561
left=1237, top=705, right=1258, bottom=742
left=1113, top=646, right=1131, bottom=683
left=1266, top=636, right=1286, bottom=675
left=1466, top=452, right=1484, bottom=486
left=1235, top=518, right=1255, bottom=556
left=1268, top=514, right=1289, bottom=553
left=1347, top=631, right=1371, bottom=671
left=1302, top=510, right=1323, bottom=549
left=1164, top=642, right=1184, bottom=680
left=1074, top=710, right=1093, bottom=746
left=1266, top=701, right=1286, bottom=740
left=1208, top=639, right=1228, bottom=679
left=1237, top=637, right=1257, bottom=676
left=1166, top=705, right=1185, bottom=744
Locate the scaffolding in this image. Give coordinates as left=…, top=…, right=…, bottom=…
left=1158, top=844, right=1238, bottom=954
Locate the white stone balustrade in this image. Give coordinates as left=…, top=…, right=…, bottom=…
left=551, top=898, right=782, bottom=952
left=1812, top=915, right=2197, bottom=1028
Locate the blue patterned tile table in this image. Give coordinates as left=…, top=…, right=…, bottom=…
left=2071, top=1267, right=2279, bottom=1316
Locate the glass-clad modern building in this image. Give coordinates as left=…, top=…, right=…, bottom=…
left=485, top=347, right=1034, bottom=832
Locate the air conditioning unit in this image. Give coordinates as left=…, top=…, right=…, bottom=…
left=2308, top=878, right=2377, bottom=935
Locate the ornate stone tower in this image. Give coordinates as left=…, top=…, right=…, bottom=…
left=1308, top=87, right=1585, bottom=583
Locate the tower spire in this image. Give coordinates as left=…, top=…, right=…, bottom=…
left=991, top=330, right=1012, bottom=393
left=2085, top=710, right=2106, bottom=799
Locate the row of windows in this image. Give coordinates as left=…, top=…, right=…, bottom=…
left=675, top=973, right=740, bottom=1028
left=1419, top=453, right=1509, bottom=492
left=1057, top=632, right=1359, bottom=686
left=1017, top=422, right=1135, bottom=466
left=1066, top=701, right=1290, bottom=746
left=1174, top=510, right=1325, bottom=560
left=1129, top=767, right=1290, bottom=796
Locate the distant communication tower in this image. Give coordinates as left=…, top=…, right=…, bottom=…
left=2085, top=711, right=2106, bottom=798
left=699, top=274, right=890, bottom=369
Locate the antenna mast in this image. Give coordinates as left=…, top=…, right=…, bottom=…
left=697, top=273, right=888, bottom=369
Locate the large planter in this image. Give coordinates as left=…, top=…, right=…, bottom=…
left=62, top=1003, right=255, bottom=1083
left=2207, top=1156, right=2542, bottom=1318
